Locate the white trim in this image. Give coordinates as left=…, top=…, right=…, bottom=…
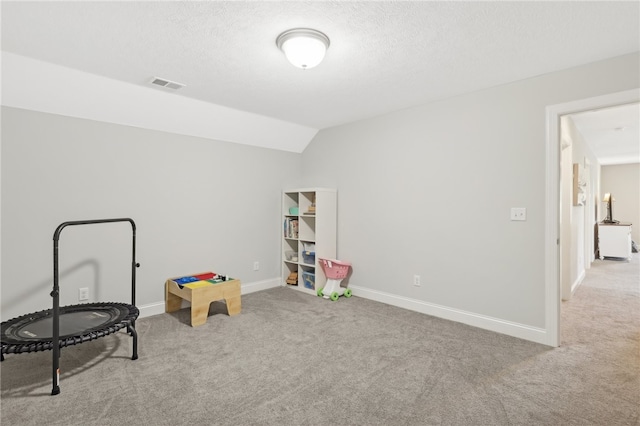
left=349, top=285, right=548, bottom=345
left=241, top=278, right=282, bottom=294
left=571, top=270, right=586, bottom=296
left=137, top=278, right=281, bottom=319
left=138, top=301, right=166, bottom=319
left=283, top=187, right=337, bottom=193
left=545, top=88, right=640, bottom=347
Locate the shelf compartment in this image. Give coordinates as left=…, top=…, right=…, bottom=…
left=283, top=216, right=300, bottom=239
left=299, top=215, right=316, bottom=241
left=301, top=251, right=315, bottom=265
left=301, top=271, right=315, bottom=290
left=284, top=262, right=298, bottom=286
left=284, top=192, right=299, bottom=212
left=299, top=192, right=316, bottom=215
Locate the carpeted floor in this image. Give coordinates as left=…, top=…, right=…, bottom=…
left=1, top=254, right=638, bottom=425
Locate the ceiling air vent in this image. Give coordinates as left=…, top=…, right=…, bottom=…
left=150, top=77, right=185, bottom=90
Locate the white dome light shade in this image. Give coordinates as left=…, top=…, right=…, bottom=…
left=276, top=28, right=330, bottom=69
left=281, top=36, right=326, bottom=69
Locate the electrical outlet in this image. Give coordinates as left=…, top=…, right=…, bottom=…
left=413, top=275, right=421, bottom=287
left=510, top=207, right=527, bottom=221
left=79, top=287, right=89, bottom=301
left=253, top=261, right=260, bottom=271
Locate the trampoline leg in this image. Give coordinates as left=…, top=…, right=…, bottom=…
left=52, top=346, right=60, bottom=396
left=51, top=362, right=60, bottom=395
left=128, top=322, right=138, bottom=360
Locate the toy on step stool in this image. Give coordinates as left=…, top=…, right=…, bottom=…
left=317, top=258, right=352, bottom=301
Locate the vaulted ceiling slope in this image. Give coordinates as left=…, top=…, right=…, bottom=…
left=2, top=1, right=639, bottom=153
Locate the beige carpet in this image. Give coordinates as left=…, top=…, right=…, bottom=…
left=1, top=254, right=638, bottom=425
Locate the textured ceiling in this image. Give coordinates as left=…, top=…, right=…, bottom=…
left=1, top=1, right=639, bottom=157
left=571, top=103, right=640, bottom=166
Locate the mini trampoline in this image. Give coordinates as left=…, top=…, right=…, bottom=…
left=1, top=218, right=140, bottom=395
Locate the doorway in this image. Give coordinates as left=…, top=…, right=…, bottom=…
left=545, top=89, right=639, bottom=347
left=559, top=115, right=596, bottom=303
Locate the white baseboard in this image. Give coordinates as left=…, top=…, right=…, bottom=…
left=349, top=285, right=550, bottom=346
left=241, top=277, right=282, bottom=295
left=570, top=270, right=586, bottom=296
left=137, top=278, right=549, bottom=345
left=138, top=301, right=166, bottom=319
left=137, top=278, right=282, bottom=319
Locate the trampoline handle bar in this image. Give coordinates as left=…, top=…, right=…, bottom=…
left=51, top=218, right=138, bottom=395
left=53, top=218, right=138, bottom=305
left=53, top=218, right=136, bottom=241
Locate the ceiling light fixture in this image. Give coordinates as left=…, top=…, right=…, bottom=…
left=276, top=28, right=330, bottom=70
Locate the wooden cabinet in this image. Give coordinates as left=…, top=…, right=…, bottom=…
left=598, top=223, right=632, bottom=260
left=282, top=188, right=336, bottom=295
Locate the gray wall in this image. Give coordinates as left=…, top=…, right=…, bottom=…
left=1, top=107, right=301, bottom=321
left=2, top=53, right=638, bottom=343
left=601, top=163, right=640, bottom=243
left=301, top=53, right=639, bottom=330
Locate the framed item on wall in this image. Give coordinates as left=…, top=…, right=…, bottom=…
left=573, top=163, right=586, bottom=206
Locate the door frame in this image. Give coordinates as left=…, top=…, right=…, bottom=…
left=545, top=88, right=639, bottom=347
